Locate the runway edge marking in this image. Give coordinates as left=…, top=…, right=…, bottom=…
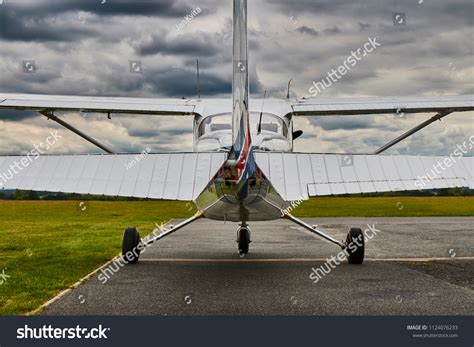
left=26, top=252, right=123, bottom=316
left=26, top=220, right=179, bottom=316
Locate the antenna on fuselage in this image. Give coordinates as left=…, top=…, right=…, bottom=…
left=257, top=90, right=267, bottom=135
left=286, top=79, right=293, bottom=99
left=196, top=59, right=201, bottom=99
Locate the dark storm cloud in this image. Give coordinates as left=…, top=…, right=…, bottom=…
left=140, top=62, right=263, bottom=97
left=0, top=0, right=205, bottom=42
left=182, top=55, right=228, bottom=70
left=358, top=22, right=372, bottom=31
left=249, top=39, right=260, bottom=50
left=439, top=2, right=474, bottom=25
left=296, top=26, right=318, bottom=36
left=308, top=115, right=403, bottom=133
left=294, top=25, right=341, bottom=38
left=136, top=34, right=220, bottom=57
left=315, top=117, right=375, bottom=131
left=144, top=68, right=231, bottom=97
left=0, top=10, right=95, bottom=42
left=324, top=26, right=341, bottom=35
left=2, top=0, right=193, bottom=17
left=267, top=0, right=473, bottom=25
left=0, top=110, right=38, bottom=121
left=0, top=69, right=64, bottom=94
left=0, top=0, right=471, bottom=155
left=127, top=126, right=188, bottom=138
left=267, top=0, right=345, bottom=14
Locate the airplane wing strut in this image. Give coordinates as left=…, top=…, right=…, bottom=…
left=374, top=111, right=450, bottom=154
left=40, top=110, right=115, bottom=154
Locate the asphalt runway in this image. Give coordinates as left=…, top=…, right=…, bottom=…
left=42, top=217, right=474, bottom=315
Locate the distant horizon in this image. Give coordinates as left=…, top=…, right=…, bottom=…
left=2, top=189, right=473, bottom=200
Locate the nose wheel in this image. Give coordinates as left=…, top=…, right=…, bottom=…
left=237, top=225, right=251, bottom=256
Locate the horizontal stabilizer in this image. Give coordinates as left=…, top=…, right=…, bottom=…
left=255, top=152, right=473, bottom=201
left=0, top=152, right=226, bottom=201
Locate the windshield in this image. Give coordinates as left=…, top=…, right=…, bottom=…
left=198, top=113, right=287, bottom=137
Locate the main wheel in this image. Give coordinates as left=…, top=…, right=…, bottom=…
left=237, top=227, right=250, bottom=256
left=346, top=227, right=364, bottom=264
left=122, top=227, right=141, bottom=264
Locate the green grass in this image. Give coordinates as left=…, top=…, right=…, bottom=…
left=0, top=197, right=472, bottom=315
left=292, top=196, right=474, bottom=217
left=0, top=200, right=195, bottom=315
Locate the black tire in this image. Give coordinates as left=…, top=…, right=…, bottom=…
left=238, top=227, right=250, bottom=255
left=122, top=227, right=141, bottom=264
left=346, top=227, right=364, bottom=264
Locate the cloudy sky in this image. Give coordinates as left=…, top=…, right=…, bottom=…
left=0, top=0, right=472, bottom=155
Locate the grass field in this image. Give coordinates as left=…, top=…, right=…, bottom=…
left=0, top=197, right=473, bottom=315
left=294, top=196, right=474, bottom=217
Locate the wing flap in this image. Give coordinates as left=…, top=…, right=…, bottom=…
left=291, top=95, right=473, bottom=116
left=0, top=93, right=196, bottom=116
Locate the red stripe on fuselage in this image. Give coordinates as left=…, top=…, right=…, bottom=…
left=235, top=123, right=252, bottom=180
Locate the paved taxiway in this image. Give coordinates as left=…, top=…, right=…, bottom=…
left=42, top=217, right=474, bottom=315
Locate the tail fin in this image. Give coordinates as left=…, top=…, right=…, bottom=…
left=232, top=0, right=250, bottom=154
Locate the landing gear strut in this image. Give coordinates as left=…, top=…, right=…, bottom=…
left=122, top=211, right=204, bottom=264
left=283, top=213, right=365, bottom=264
left=237, top=224, right=251, bottom=256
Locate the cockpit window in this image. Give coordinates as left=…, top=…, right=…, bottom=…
left=198, top=113, right=287, bottom=137
left=211, top=123, right=231, bottom=132
left=251, top=114, right=287, bottom=137
left=198, top=114, right=231, bottom=137
left=260, top=123, right=278, bottom=133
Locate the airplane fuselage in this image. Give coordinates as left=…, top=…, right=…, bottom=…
left=195, top=0, right=294, bottom=222
left=194, top=110, right=294, bottom=222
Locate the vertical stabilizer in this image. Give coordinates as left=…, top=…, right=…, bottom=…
left=232, top=0, right=250, bottom=154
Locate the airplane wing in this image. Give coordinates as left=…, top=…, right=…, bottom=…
left=255, top=152, right=474, bottom=201
left=290, top=95, right=473, bottom=116
left=0, top=152, right=226, bottom=201
left=0, top=93, right=197, bottom=116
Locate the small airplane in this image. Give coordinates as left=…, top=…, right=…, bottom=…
left=0, top=0, right=472, bottom=264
